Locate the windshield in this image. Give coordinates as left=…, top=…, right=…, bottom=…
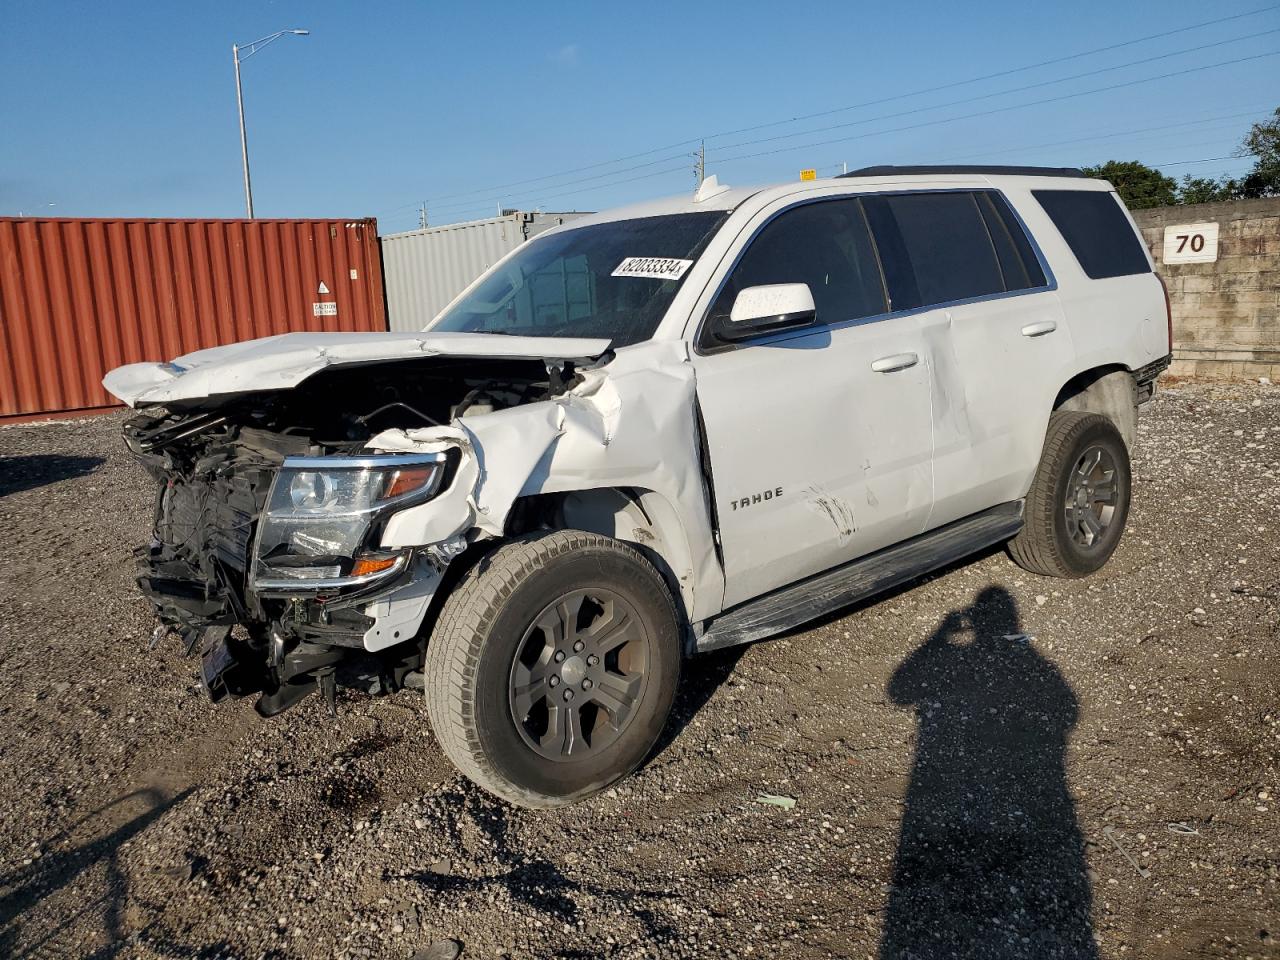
left=430, top=212, right=727, bottom=347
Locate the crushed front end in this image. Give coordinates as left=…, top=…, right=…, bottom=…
left=118, top=354, right=566, bottom=716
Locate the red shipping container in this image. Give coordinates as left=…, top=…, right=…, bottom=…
left=0, top=217, right=387, bottom=422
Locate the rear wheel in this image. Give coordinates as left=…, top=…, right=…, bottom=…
left=424, top=530, right=681, bottom=808
left=1008, top=411, right=1132, bottom=578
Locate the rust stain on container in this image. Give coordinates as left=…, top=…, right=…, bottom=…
left=0, top=217, right=386, bottom=422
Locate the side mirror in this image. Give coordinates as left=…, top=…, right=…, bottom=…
left=715, top=283, right=817, bottom=342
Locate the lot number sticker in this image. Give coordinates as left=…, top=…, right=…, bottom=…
left=612, top=257, right=693, bottom=281
left=1162, top=222, right=1219, bottom=264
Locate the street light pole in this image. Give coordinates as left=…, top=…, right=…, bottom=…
left=231, top=29, right=309, bottom=219
left=233, top=43, right=253, bottom=218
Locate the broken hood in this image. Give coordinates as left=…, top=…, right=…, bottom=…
left=102, top=331, right=613, bottom=408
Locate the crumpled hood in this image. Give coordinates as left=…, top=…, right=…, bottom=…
left=102, top=331, right=613, bottom=407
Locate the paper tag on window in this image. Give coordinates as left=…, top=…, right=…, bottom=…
left=611, top=257, right=693, bottom=281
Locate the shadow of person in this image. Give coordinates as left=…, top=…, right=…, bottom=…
left=880, top=586, right=1096, bottom=959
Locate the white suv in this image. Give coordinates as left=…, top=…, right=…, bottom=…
left=105, top=165, right=1171, bottom=807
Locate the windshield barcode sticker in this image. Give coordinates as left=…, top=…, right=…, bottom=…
left=611, top=257, right=693, bottom=281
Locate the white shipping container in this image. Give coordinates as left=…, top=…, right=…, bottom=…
left=381, top=211, right=589, bottom=332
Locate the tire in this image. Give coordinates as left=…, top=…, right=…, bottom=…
left=423, top=530, right=682, bottom=808
left=1007, top=411, right=1132, bottom=579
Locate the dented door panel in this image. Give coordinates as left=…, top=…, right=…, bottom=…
left=693, top=318, right=935, bottom=610
left=926, top=290, right=1073, bottom=529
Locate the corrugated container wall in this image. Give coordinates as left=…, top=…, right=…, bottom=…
left=382, top=211, right=587, bottom=332
left=0, top=218, right=386, bottom=422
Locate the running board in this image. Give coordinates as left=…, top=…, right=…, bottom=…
left=697, top=501, right=1024, bottom=653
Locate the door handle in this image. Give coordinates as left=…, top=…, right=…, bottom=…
left=1021, top=320, right=1057, bottom=338
left=871, top=352, right=919, bottom=373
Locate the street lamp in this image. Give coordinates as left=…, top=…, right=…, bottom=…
left=232, top=28, right=309, bottom=218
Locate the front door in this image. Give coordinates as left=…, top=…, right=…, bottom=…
left=691, top=197, right=935, bottom=610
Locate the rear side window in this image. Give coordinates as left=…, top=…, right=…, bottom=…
left=1032, top=189, right=1151, bottom=279
left=864, top=192, right=1004, bottom=307
left=976, top=192, right=1047, bottom=291
left=861, top=190, right=1047, bottom=311
left=709, top=198, right=888, bottom=330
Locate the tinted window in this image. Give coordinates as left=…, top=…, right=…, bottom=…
left=977, top=191, right=1047, bottom=291
left=1032, top=189, right=1151, bottom=279
left=864, top=192, right=1005, bottom=307
left=860, top=197, right=921, bottom=311
left=709, top=199, right=887, bottom=336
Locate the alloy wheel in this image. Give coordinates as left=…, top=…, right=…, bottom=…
left=508, top=588, right=651, bottom=761
left=1063, top=445, right=1119, bottom=548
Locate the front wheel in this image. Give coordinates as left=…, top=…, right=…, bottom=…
left=1008, top=411, right=1132, bottom=579
left=423, top=530, right=681, bottom=808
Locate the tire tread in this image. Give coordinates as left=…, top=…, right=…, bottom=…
left=424, top=530, right=675, bottom=808
left=1008, top=411, right=1126, bottom=579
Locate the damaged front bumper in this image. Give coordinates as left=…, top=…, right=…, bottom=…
left=135, top=440, right=476, bottom=717
left=190, top=554, right=445, bottom=717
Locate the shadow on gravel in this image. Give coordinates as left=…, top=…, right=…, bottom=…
left=880, top=586, right=1097, bottom=960
left=404, top=784, right=680, bottom=944
left=0, top=454, right=105, bottom=497
left=0, top=787, right=193, bottom=959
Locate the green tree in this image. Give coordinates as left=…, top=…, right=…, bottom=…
left=1237, top=106, right=1280, bottom=198
left=1177, top=175, right=1235, bottom=205
left=1079, top=160, right=1178, bottom=209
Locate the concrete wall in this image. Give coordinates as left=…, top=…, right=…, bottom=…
left=1131, top=197, right=1280, bottom=380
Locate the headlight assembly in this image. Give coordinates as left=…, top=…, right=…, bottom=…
left=252, top=453, right=447, bottom=593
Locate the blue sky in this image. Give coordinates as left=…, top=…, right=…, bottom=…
left=2, top=1, right=1278, bottom=232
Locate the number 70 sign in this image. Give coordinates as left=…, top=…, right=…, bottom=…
left=1162, top=222, right=1219, bottom=264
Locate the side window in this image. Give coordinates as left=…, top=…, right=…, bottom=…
left=708, top=198, right=887, bottom=337
left=1032, top=189, right=1151, bottom=279
left=976, top=191, right=1047, bottom=292
left=863, top=192, right=1005, bottom=308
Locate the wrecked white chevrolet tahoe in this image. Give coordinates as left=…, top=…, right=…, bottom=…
left=105, top=166, right=1171, bottom=807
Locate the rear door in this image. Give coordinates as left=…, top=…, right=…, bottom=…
left=691, top=196, right=935, bottom=609
left=861, top=189, right=1070, bottom=528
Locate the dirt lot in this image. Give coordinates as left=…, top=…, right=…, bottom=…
left=0, top=380, right=1277, bottom=960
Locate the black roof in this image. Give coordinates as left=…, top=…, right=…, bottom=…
left=838, top=164, right=1086, bottom=179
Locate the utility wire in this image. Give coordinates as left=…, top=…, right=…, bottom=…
left=384, top=146, right=698, bottom=217
left=424, top=45, right=1278, bottom=222
left=417, top=148, right=696, bottom=217
left=417, top=84, right=1271, bottom=225
left=932, top=107, right=1272, bottom=163
left=378, top=4, right=1278, bottom=216
left=707, top=4, right=1280, bottom=140
left=1153, top=153, right=1257, bottom=166
left=713, top=50, right=1280, bottom=166
left=712, top=27, right=1280, bottom=156
left=425, top=163, right=694, bottom=224
left=393, top=146, right=1261, bottom=229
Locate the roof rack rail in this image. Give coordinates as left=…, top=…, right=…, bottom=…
left=838, top=164, right=1086, bottom=179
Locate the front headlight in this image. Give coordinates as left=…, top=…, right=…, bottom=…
left=252, top=453, right=447, bottom=592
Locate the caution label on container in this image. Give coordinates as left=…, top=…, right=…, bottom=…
left=313, top=302, right=338, bottom=317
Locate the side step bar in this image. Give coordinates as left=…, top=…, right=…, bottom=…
left=697, top=501, right=1024, bottom=653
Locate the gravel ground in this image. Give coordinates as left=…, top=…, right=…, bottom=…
left=0, top=380, right=1276, bottom=960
